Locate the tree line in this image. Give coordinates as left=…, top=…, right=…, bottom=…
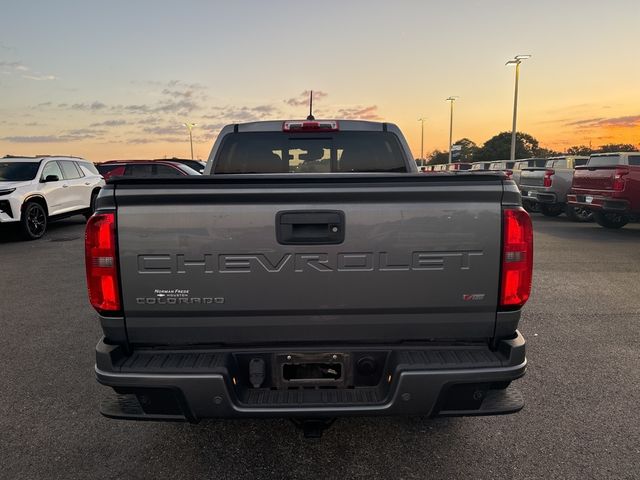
left=421, top=131, right=639, bottom=165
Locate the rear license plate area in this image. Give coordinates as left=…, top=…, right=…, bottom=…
left=275, top=353, right=350, bottom=388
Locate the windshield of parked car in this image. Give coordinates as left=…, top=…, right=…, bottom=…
left=587, top=155, right=622, bottom=167
left=175, top=163, right=201, bottom=175
left=0, top=161, right=40, bottom=181
left=214, top=131, right=408, bottom=174
left=179, top=160, right=206, bottom=173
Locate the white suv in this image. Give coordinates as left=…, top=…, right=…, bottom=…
left=0, top=156, right=105, bottom=239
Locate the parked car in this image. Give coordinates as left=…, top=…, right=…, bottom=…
left=158, top=157, right=206, bottom=174
left=519, top=156, right=591, bottom=220
left=96, top=160, right=201, bottom=180
left=89, top=118, right=531, bottom=437
left=95, top=163, right=123, bottom=179
left=431, top=162, right=472, bottom=172
left=0, top=155, right=104, bottom=239
left=470, top=161, right=492, bottom=171
left=447, top=162, right=472, bottom=171
left=567, top=152, right=640, bottom=228
left=488, top=160, right=516, bottom=179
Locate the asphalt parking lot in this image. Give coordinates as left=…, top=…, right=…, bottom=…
left=1, top=215, right=639, bottom=480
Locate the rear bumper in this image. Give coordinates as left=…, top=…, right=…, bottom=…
left=95, top=332, right=527, bottom=421
left=520, top=187, right=558, bottom=204
left=567, top=194, right=630, bottom=213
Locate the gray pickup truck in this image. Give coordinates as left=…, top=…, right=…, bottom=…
left=87, top=119, right=532, bottom=437
left=511, top=158, right=548, bottom=189
left=520, top=156, right=591, bottom=220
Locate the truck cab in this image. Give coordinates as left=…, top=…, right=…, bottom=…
left=489, top=160, right=516, bottom=179
left=470, top=161, right=492, bottom=171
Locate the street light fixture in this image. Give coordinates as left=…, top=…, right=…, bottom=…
left=183, top=122, right=197, bottom=160
left=418, top=117, right=426, bottom=165
left=505, top=55, right=531, bottom=161
left=445, top=97, right=459, bottom=164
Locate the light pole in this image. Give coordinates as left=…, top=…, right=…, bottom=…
left=183, top=122, right=197, bottom=160
left=506, top=55, right=531, bottom=161
left=446, top=97, right=458, bottom=164
left=418, top=117, right=426, bottom=165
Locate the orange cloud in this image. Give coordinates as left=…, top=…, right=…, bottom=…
left=566, top=114, right=640, bottom=129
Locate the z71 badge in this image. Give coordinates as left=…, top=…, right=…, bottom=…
left=463, top=294, right=485, bottom=301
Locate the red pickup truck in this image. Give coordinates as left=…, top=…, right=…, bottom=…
left=568, top=152, right=640, bottom=228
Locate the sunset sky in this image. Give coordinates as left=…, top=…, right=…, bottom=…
left=1, top=0, right=638, bottom=161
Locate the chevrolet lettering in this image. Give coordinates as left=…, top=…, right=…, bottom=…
left=136, top=251, right=485, bottom=274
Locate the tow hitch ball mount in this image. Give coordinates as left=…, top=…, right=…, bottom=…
left=291, top=418, right=336, bottom=439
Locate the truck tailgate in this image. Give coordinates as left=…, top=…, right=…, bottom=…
left=113, top=175, right=504, bottom=345
left=572, top=166, right=617, bottom=191
left=520, top=169, right=545, bottom=187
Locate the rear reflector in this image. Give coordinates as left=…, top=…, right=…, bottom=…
left=500, top=208, right=533, bottom=309
left=85, top=212, right=120, bottom=314
left=283, top=120, right=339, bottom=132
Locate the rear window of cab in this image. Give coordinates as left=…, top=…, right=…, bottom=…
left=588, top=155, right=622, bottom=167
left=214, top=131, right=408, bottom=174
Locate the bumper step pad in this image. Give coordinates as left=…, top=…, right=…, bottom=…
left=242, top=386, right=383, bottom=407
left=101, top=394, right=187, bottom=422
left=439, top=387, right=524, bottom=416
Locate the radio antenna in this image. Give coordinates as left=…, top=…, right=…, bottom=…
left=307, top=90, right=315, bottom=120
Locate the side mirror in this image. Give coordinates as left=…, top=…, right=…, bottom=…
left=43, top=174, right=60, bottom=183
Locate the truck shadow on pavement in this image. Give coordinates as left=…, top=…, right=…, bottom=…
left=153, top=416, right=474, bottom=478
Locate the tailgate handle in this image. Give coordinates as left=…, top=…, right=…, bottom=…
left=276, top=210, right=345, bottom=245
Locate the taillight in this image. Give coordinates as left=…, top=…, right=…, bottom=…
left=283, top=120, right=339, bottom=132
left=500, top=208, right=533, bottom=309
left=85, top=212, right=120, bottom=314
left=543, top=169, right=554, bottom=188
left=613, top=169, right=628, bottom=191
left=505, top=169, right=513, bottom=179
